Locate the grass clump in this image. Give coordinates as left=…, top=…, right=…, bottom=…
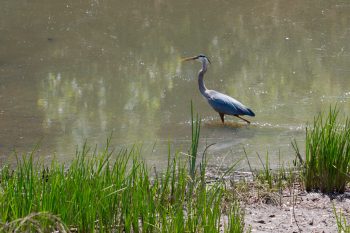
left=303, top=107, right=350, bottom=193
left=334, top=206, right=350, bottom=233
left=225, top=149, right=301, bottom=208
left=0, top=109, right=245, bottom=232
left=0, top=212, right=69, bottom=232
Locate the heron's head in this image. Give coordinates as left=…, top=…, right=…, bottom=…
left=182, top=54, right=211, bottom=67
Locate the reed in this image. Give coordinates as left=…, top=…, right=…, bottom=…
left=334, top=206, right=350, bottom=233
left=303, top=107, right=350, bottom=193
left=0, top=110, right=245, bottom=232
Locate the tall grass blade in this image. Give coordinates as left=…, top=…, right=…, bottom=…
left=300, top=106, right=350, bottom=193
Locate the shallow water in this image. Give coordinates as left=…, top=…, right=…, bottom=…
left=0, top=0, right=349, bottom=168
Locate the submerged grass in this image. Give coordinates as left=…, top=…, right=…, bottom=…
left=303, top=107, right=350, bottom=193
left=0, top=108, right=245, bottom=232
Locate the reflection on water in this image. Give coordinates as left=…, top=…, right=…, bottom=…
left=0, top=0, right=349, bottom=168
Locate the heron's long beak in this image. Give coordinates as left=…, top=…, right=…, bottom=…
left=181, top=56, right=198, bottom=62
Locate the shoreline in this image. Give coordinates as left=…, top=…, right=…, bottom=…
left=206, top=166, right=350, bottom=232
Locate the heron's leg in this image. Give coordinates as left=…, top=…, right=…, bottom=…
left=234, top=115, right=251, bottom=124
left=219, top=113, right=225, bottom=124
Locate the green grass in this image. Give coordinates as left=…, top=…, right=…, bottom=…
left=3, top=104, right=348, bottom=231
left=0, top=212, right=69, bottom=232
left=0, top=108, right=245, bottom=232
left=303, top=107, right=350, bottom=193
left=334, top=206, right=350, bottom=233
left=240, top=150, right=300, bottom=206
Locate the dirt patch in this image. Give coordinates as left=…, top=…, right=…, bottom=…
left=244, top=191, right=350, bottom=232
left=206, top=167, right=350, bottom=232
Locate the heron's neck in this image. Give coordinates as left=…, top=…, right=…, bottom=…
left=198, top=65, right=209, bottom=98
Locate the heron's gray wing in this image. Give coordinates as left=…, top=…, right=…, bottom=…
left=206, top=90, right=254, bottom=116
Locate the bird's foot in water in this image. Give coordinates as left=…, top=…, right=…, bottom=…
left=204, top=121, right=244, bottom=128
left=234, top=115, right=251, bottom=124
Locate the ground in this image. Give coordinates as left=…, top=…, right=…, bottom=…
left=244, top=191, right=350, bottom=232
left=206, top=168, right=350, bottom=233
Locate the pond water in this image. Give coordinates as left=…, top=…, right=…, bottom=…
left=0, top=0, right=349, bottom=168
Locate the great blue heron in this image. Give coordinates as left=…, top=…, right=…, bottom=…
left=183, top=54, right=255, bottom=124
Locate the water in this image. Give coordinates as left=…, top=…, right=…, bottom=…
left=0, top=0, right=349, bottom=168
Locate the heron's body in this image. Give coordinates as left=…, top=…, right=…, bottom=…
left=184, top=54, right=255, bottom=124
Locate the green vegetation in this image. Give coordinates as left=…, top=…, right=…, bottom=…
left=0, top=112, right=245, bottom=232
left=301, top=107, right=350, bottom=193
left=0, top=212, right=69, bottom=232
left=1, top=106, right=349, bottom=232
left=239, top=150, right=300, bottom=207
left=334, top=206, right=350, bottom=233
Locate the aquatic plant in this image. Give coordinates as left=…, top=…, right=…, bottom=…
left=303, top=107, right=350, bottom=193
left=0, top=212, right=69, bottom=232
left=0, top=110, right=245, bottom=232
left=334, top=206, right=350, bottom=233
